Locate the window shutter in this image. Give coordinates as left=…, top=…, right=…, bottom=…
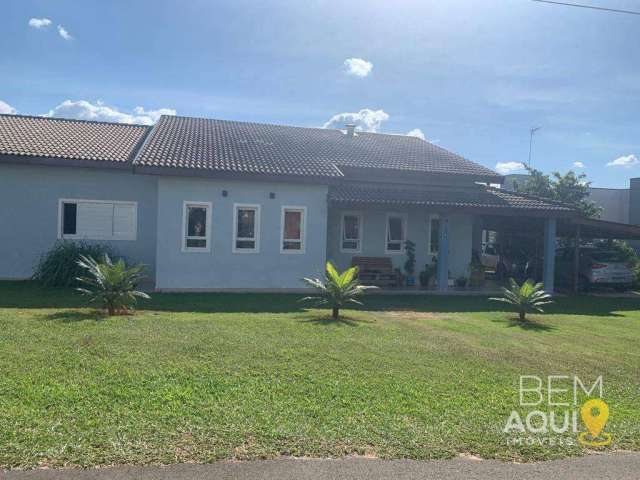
left=113, top=203, right=137, bottom=240
left=77, top=202, right=114, bottom=239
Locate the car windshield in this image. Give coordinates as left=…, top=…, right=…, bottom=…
left=589, top=251, right=626, bottom=263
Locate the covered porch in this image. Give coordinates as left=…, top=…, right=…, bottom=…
left=326, top=183, right=576, bottom=293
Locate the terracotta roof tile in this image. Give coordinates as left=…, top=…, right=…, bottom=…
left=0, top=114, right=149, bottom=163
left=134, top=115, right=501, bottom=179
left=329, top=184, right=575, bottom=212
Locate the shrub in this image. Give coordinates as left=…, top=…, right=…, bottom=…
left=301, top=262, right=377, bottom=319
left=33, top=241, right=115, bottom=287
left=490, top=278, right=553, bottom=322
left=76, top=254, right=150, bottom=315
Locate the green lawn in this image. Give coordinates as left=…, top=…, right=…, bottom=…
left=1, top=281, right=639, bottom=469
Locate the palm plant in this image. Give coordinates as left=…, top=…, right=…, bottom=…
left=76, top=254, right=150, bottom=316
left=490, top=278, right=553, bottom=322
left=301, top=262, right=377, bottom=319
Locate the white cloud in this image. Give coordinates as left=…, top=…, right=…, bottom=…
left=495, top=161, right=525, bottom=175
left=607, top=154, right=638, bottom=168
left=28, top=18, right=52, bottom=29
left=0, top=100, right=17, bottom=114
left=406, top=128, right=426, bottom=140
left=323, top=108, right=389, bottom=133
left=42, top=100, right=176, bottom=125
left=343, top=58, right=373, bottom=77
left=573, top=161, right=585, bottom=168
left=57, top=25, right=72, bottom=40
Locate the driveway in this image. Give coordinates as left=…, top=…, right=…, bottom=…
left=4, top=453, right=640, bottom=480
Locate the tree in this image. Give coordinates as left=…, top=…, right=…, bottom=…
left=514, top=166, right=602, bottom=218
left=301, top=262, right=377, bottom=319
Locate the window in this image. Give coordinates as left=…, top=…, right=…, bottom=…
left=429, top=214, right=440, bottom=255
left=59, top=199, right=137, bottom=241
left=182, top=201, right=211, bottom=252
left=385, top=213, right=407, bottom=253
left=341, top=212, right=362, bottom=252
left=182, top=202, right=212, bottom=252
left=281, top=206, right=306, bottom=253
left=233, top=204, right=260, bottom=253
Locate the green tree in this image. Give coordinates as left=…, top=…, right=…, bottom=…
left=515, top=166, right=601, bottom=218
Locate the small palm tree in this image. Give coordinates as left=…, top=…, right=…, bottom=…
left=301, top=262, right=377, bottom=319
left=76, top=254, right=150, bottom=316
left=490, top=278, right=553, bottom=322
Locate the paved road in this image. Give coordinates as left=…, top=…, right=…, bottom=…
left=3, top=453, right=640, bottom=480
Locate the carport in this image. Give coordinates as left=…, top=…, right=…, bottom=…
left=558, top=218, right=640, bottom=292
left=476, top=214, right=640, bottom=294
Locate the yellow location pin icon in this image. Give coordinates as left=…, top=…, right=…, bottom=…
left=578, top=399, right=612, bottom=446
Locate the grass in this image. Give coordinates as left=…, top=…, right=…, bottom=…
left=0, top=281, right=639, bottom=469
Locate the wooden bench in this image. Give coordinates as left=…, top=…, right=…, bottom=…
left=351, top=256, right=401, bottom=288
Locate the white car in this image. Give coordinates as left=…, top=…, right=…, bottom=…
left=580, top=250, right=635, bottom=290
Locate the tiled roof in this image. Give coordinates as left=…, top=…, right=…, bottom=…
left=329, top=184, right=576, bottom=212
left=0, top=114, right=149, bottom=163
left=134, top=115, right=501, bottom=179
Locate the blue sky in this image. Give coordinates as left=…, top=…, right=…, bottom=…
left=2, top=0, right=640, bottom=187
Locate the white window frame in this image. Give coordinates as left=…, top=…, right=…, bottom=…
left=428, top=214, right=440, bottom=256
left=233, top=203, right=261, bottom=253
left=340, top=211, right=363, bottom=253
left=181, top=201, right=212, bottom=253
left=58, top=198, right=138, bottom=241
left=280, top=206, right=307, bottom=254
left=385, top=212, right=407, bottom=254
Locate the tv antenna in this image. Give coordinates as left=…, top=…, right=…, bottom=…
left=528, top=126, right=541, bottom=168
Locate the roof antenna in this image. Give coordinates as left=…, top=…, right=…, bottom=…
left=528, top=126, right=541, bottom=168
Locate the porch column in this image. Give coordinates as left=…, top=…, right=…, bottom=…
left=573, top=224, right=581, bottom=293
left=543, top=217, right=556, bottom=293
left=437, top=215, right=449, bottom=292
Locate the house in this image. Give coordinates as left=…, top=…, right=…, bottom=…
left=587, top=180, right=640, bottom=228
left=0, top=114, right=597, bottom=292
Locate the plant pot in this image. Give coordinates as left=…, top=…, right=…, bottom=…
left=469, top=270, right=485, bottom=287
left=454, top=279, right=468, bottom=288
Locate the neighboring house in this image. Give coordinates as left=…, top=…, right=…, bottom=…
left=588, top=187, right=629, bottom=224
left=0, top=114, right=588, bottom=292
left=588, top=180, right=640, bottom=226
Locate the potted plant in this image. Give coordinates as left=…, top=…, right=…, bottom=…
left=418, top=264, right=429, bottom=288
left=454, top=276, right=468, bottom=288
left=469, top=249, right=486, bottom=287
left=419, top=261, right=438, bottom=289
left=404, top=240, right=416, bottom=287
